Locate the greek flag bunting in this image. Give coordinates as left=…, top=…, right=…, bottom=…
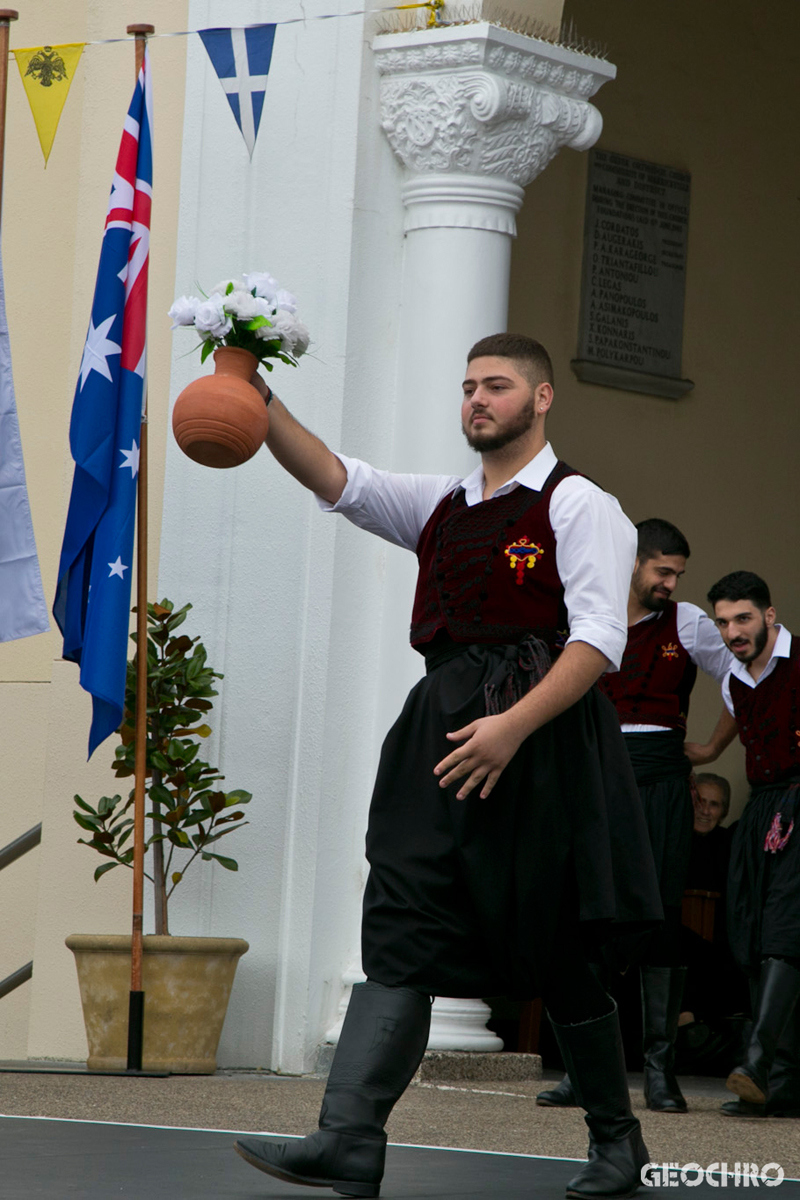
left=198, top=25, right=276, bottom=158
left=53, top=48, right=153, bottom=758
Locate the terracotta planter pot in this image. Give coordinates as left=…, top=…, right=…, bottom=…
left=66, top=934, right=249, bottom=1073
left=172, top=346, right=269, bottom=468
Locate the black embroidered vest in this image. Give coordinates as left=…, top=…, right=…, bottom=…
left=409, top=461, right=578, bottom=653
left=729, top=638, right=800, bottom=786
left=598, top=602, right=697, bottom=732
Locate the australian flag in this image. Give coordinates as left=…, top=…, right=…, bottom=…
left=54, top=49, right=152, bottom=758
left=199, top=25, right=276, bottom=159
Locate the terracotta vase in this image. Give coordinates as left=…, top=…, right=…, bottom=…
left=172, top=346, right=269, bottom=468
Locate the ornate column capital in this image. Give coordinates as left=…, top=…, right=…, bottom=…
left=374, top=23, right=615, bottom=233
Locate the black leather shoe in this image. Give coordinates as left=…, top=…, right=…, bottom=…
left=537, top=1074, right=578, bottom=1107
left=641, top=966, right=688, bottom=1113
left=234, top=1131, right=384, bottom=1196
left=719, top=1099, right=766, bottom=1118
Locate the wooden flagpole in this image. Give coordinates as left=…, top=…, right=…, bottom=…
left=0, top=11, right=19, bottom=230
left=126, top=21, right=154, bottom=1074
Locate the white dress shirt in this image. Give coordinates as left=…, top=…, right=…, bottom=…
left=722, top=624, right=793, bottom=716
left=316, top=442, right=636, bottom=671
left=621, top=603, right=734, bottom=733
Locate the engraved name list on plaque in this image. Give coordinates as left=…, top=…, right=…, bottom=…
left=572, top=149, right=694, bottom=399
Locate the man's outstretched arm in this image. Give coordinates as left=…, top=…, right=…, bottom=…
left=253, top=376, right=346, bottom=504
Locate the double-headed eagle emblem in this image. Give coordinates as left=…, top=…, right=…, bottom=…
left=25, top=46, right=68, bottom=88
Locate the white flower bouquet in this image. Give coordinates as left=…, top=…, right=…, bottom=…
left=169, top=271, right=310, bottom=372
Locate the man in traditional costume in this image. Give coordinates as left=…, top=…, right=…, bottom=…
left=696, top=571, right=800, bottom=1119
left=538, top=519, right=732, bottom=1114
left=234, top=334, right=662, bottom=1198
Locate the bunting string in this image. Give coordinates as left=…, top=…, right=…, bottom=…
left=7, top=4, right=445, bottom=54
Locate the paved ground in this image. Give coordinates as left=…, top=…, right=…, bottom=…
left=0, top=1067, right=796, bottom=1180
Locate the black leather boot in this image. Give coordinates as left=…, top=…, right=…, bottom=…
left=537, top=1074, right=578, bottom=1107
left=640, top=965, right=688, bottom=1113
left=234, top=981, right=431, bottom=1197
left=551, top=1003, right=649, bottom=1198
left=767, top=1002, right=800, bottom=1117
left=537, top=965, right=608, bottom=1108
left=727, top=959, right=800, bottom=1106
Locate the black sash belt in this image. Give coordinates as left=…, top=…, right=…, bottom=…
left=623, top=729, right=691, bottom=787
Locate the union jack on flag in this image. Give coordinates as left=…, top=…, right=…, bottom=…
left=54, top=49, right=153, bottom=757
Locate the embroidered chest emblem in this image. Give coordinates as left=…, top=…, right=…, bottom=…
left=661, top=642, right=679, bottom=659
left=504, top=537, right=544, bottom=585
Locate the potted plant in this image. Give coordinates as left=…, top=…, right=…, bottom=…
left=66, top=599, right=252, bottom=1073
left=169, top=271, right=310, bottom=469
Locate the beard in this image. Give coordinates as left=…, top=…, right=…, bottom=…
left=632, top=572, right=670, bottom=613
left=731, top=617, right=769, bottom=663
left=462, top=397, right=537, bottom=452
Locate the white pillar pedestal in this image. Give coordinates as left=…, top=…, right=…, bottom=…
left=328, top=23, right=616, bottom=1058
left=325, top=968, right=502, bottom=1052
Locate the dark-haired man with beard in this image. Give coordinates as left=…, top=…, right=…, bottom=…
left=697, top=571, right=800, bottom=1118
left=539, top=519, right=732, bottom=1115
left=233, top=333, right=662, bottom=1198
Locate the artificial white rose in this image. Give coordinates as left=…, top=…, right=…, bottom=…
left=243, top=272, right=279, bottom=302
left=275, top=288, right=297, bottom=314
left=290, top=320, right=310, bottom=357
left=265, top=310, right=310, bottom=357
left=194, top=293, right=233, bottom=340
left=224, top=290, right=262, bottom=321
left=210, top=278, right=247, bottom=297
left=168, top=295, right=201, bottom=328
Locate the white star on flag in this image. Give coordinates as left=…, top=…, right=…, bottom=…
left=108, top=556, right=128, bottom=579
left=119, top=439, right=140, bottom=478
left=79, top=314, right=121, bottom=390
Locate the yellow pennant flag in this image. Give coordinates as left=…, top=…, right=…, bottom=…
left=13, top=44, right=85, bottom=166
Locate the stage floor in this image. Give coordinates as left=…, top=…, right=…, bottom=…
left=4, top=1116, right=798, bottom=1199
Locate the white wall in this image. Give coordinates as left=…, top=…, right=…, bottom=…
left=160, top=0, right=419, bottom=1071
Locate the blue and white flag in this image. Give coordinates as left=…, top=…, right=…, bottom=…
left=53, top=49, right=153, bottom=758
left=0, top=249, right=49, bottom=643
left=198, top=25, right=276, bottom=159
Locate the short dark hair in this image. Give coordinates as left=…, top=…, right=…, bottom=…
left=635, top=518, right=690, bottom=562
left=694, top=772, right=731, bottom=820
left=707, top=571, right=772, bottom=611
left=467, top=333, right=554, bottom=389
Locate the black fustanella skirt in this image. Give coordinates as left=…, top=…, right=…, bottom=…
left=728, top=781, right=800, bottom=973
left=361, top=640, right=663, bottom=998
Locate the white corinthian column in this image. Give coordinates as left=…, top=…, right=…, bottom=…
left=374, top=21, right=616, bottom=473
left=364, top=24, right=616, bottom=1054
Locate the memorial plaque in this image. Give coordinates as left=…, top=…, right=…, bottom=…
left=573, top=150, right=693, bottom=399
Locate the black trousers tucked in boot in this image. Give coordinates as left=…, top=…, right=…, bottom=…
left=234, top=981, right=432, bottom=1197
left=551, top=1003, right=649, bottom=1199
left=537, top=963, right=610, bottom=1109
left=726, top=958, right=800, bottom=1106
left=641, top=965, right=687, bottom=1113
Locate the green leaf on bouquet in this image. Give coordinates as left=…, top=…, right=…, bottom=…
left=200, top=340, right=215, bottom=364
left=225, top=282, right=234, bottom=294
left=244, top=316, right=270, bottom=331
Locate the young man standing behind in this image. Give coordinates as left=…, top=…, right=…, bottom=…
left=538, top=519, right=732, bottom=1114
left=699, top=571, right=800, bottom=1118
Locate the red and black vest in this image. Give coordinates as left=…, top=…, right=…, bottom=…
left=409, top=460, right=578, bottom=654
left=729, top=638, right=800, bottom=786
left=597, top=602, right=697, bottom=732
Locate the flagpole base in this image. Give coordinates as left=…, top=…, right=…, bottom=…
left=126, top=989, right=145, bottom=1071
